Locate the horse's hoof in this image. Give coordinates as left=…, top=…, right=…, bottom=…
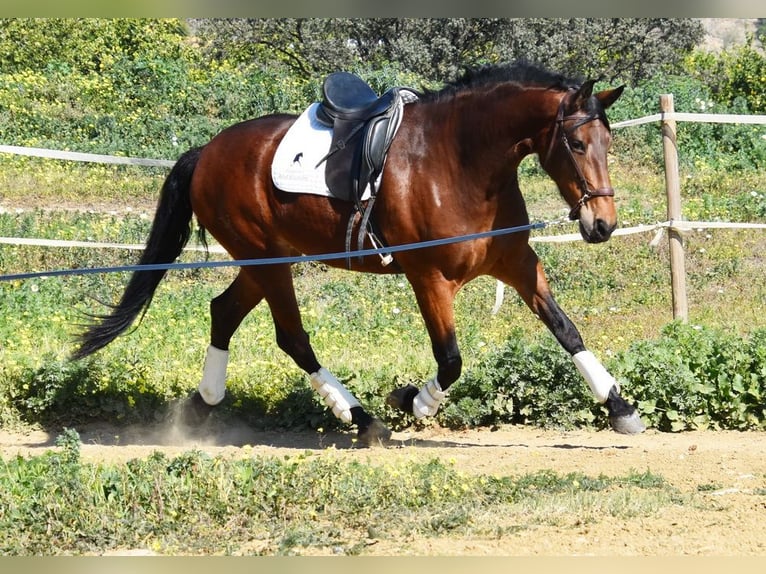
left=182, top=391, right=215, bottom=426
left=610, top=410, right=646, bottom=434
left=357, top=418, right=392, bottom=447
left=386, top=384, right=419, bottom=413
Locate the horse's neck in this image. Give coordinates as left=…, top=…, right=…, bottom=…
left=451, top=87, right=561, bottom=167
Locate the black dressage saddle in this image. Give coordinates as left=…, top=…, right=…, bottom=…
left=315, top=71, right=405, bottom=206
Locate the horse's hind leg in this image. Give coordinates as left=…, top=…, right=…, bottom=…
left=496, top=245, right=645, bottom=434
left=195, top=270, right=265, bottom=406
left=251, top=264, right=390, bottom=445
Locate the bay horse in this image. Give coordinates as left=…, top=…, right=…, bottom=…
left=73, top=62, right=645, bottom=443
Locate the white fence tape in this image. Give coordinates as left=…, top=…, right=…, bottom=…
left=612, top=111, right=766, bottom=129
left=4, top=219, right=765, bottom=253
left=0, top=144, right=175, bottom=168
left=0, top=235, right=226, bottom=253
left=532, top=219, right=766, bottom=244
left=1, top=111, right=763, bottom=169
left=531, top=222, right=660, bottom=243
left=492, top=219, right=766, bottom=314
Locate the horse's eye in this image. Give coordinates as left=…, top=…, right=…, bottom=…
left=570, top=139, right=586, bottom=153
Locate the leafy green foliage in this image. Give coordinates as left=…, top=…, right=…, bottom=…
left=438, top=322, right=766, bottom=432
left=0, top=19, right=314, bottom=159
left=611, top=323, right=766, bottom=431
left=10, top=354, right=178, bottom=426
left=190, top=18, right=703, bottom=85
left=0, top=19, right=189, bottom=75
left=0, top=435, right=671, bottom=554
left=686, top=36, right=766, bottom=114
left=440, top=331, right=600, bottom=430
left=495, top=19, right=704, bottom=86
left=0, top=18, right=757, bottom=174
left=611, top=71, right=766, bottom=172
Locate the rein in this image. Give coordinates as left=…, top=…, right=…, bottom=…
left=544, top=90, right=615, bottom=221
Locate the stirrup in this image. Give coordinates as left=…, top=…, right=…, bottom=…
left=367, top=232, right=393, bottom=266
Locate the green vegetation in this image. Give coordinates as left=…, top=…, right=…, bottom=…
left=1, top=18, right=760, bottom=168
left=190, top=18, right=703, bottom=85
left=0, top=428, right=677, bottom=555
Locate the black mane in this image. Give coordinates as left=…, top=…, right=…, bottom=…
left=420, top=61, right=585, bottom=102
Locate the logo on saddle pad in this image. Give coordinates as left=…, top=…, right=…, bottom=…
left=272, top=103, right=363, bottom=198
left=272, top=72, right=417, bottom=203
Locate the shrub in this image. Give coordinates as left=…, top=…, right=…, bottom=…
left=611, top=71, right=766, bottom=172
left=0, top=19, right=317, bottom=160
left=439, top=330, right=602, bottom=431
left=10, top=354, right=177, bottom=426
left=610, top=322, right=766, bottom=431
left=685, top=36, right=766, bottom=114
left=434, top=323, right=766, bottom=433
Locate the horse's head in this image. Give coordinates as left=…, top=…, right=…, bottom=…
left=541, top=80, right=624, bottom=243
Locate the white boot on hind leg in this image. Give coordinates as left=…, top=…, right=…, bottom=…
left=198, top=345, right=229, bottom=406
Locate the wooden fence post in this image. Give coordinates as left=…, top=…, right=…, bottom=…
left=660, top=93, right=688, bottom=321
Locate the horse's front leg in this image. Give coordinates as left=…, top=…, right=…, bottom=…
left=497, top=246, right=645, bottom=434
left=387, top=276, right=462, bottom=419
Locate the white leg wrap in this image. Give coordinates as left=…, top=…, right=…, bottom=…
left=412, top=377, right=448, bottom=419
left=198, top=345, right=229, bottom=406
left=309, top=367, right=361, bottom=424
left=572, top=350, right=617, bottom=404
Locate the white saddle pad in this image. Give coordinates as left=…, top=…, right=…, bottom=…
left=271, top=102, right=373, bottom=200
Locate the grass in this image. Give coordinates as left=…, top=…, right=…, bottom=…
left=0, top=156, right=159, bottom=207
left=0, top=429, right=681, bottom=555
left=1, top=153, right=766, bottom=554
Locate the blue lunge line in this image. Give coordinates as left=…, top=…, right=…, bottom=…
left=0, top=222, right=546, bottom=282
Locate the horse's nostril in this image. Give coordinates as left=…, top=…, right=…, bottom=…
left=595, top=218, right=615, bottom=239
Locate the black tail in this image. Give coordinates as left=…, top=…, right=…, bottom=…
left=72, top=146, right=204, bottom=360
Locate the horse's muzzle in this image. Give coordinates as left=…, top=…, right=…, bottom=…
left=579, top=217, right=616, bottom=243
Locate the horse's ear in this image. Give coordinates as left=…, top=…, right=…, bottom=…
left=574, top=80, right=596, bottom=103
left=571, top=79, right=597, bottom=109
left=595, top=85, right=625, bottom=110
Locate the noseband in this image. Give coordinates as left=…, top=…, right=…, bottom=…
left=544, top=91, right=615, bottom=220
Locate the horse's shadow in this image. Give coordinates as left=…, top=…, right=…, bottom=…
left=8, top=393, right=630, bottom=454
left=12, top=427, right=630, bottom=454
left=389, top=438, right=630, bottom=452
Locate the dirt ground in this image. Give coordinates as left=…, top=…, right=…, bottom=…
left=2, top=417, right=765, bottom=556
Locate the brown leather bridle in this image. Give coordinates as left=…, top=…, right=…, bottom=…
left=543, top=90, right=615, bottom=221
